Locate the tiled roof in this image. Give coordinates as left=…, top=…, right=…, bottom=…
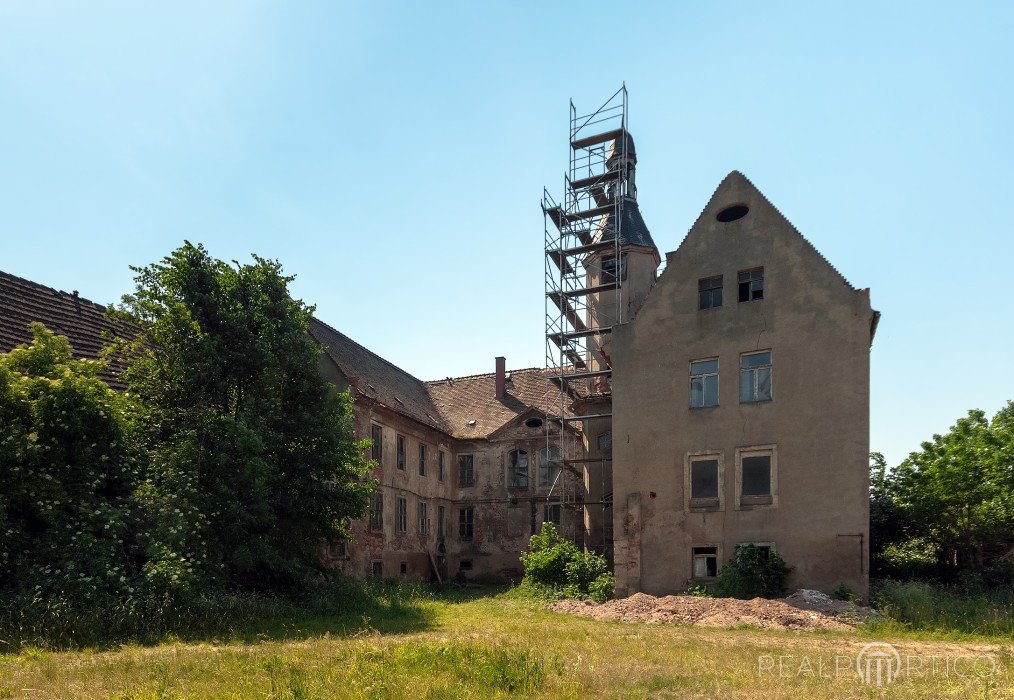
left=0, top=270, right=129, bottom=388
left=593, top=196, right=657, bottom=251
left=425, top=367, right=568, bottom=440
left=309, top=317, right=449, bottom=433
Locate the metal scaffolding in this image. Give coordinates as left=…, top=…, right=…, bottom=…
left=543, top=85, right=630, bottom=556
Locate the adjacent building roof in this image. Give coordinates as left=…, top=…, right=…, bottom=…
left=425, top=367, right=567, bottom=440
left=0, top=270, right=129, bottom=388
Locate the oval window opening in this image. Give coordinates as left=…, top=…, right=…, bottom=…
left=524, top=417, right=544, bottom=429
left=716, top=204, right=749, bottom=223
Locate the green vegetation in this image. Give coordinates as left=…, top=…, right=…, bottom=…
left=713, top=544, right=792, bottom=599
left=519, top=523, right=614, bottom=602
left=870, top=579, right=1014, bottom=637
left=2, top=587, right=1010, bottom=699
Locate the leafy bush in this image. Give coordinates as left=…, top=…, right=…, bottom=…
left=713, top=545, right=792, bottom=599
left=685, top=581, right=712, bottom=597
left=519, top=524, right=614, bottom=603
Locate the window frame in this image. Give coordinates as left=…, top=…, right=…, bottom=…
left=370, top=424, right=383, bottom=462
left=739, top=350, right=772, bottom=403
left=691, top=545, right=720, bottom=580
left=507, top=449, right=530, bottom=491
left=418, top=443, right=427, bottom=477
left=459, top=506, right=474, bottom=540
left=538, top=446, right=561, bottom=487
left=597, top=432, right=612, bottom=452
left=689, top=357, right=720, bottom=409
left=369, top=491, right=384, bottom=532
left=601, top=252, right=628, bottom=283
left=396, top=496, right=408, bottom=533
left=698, top=275, right=723, bottom=310
left=438, top=450, right=445, bottom=482
left=734, top=445, right=777, bottom=509
left=737, top=267, right=764, bottom=303
left=418, top=500, right=430, bottom=536
left=543, top=503, right=562, bottom=527
left=684, top=451, right=723, bottom=511
left=396, top=435, right=406, bottom=470
left=458, top=454, right=475, bottom=486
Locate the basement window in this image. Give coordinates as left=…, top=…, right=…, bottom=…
left=692, top=547, right=718, bottom=579
left=717, top=204, right=749, bottom=222
left=738, top=267, right=764, bottom=302
left=400, top=561, right=408, bottom=575
left=460, top=559, right=473, bottom=571
left=372, top=561, right=383, bottom=577
left=508, top=449, right=529, bottom=490
left=698, top=275, right=723, bottom=310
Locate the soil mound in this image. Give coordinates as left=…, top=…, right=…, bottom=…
left=548, top=590, right=879, bottom=631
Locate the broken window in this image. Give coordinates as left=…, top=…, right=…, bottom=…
left=601, top=253, right=628, bottom=283
left=740, top=351, right=772, bottom=403
left=418, top=444, right=427, bottom=477
left=418, top=500, right=429, bottom=535
left=689, top=456, right=720, bottom=508
left=538, top=446, right=561, bottom=487
left=508, top=450, right=529, bottom=490
left=459, top=507, right=474, bottom=539
left=738, top=267, right=764, bottom=302
left=692, top=547, right=718, bottom=579
left=698, top=275, right=723, bottom=310
left=739, top=449, right=775, bottom=506
left=369, top=492, right=383, bottom=532
left=458, top=454, right=475, bottom=486
left=371, top=424, right=383, bottom=462
left=438, top=450, right=445, bottom=481
left=397, top=435, right=406, bottom=470
left=690, top=358, right=719, bottom=408
left=396, top=497, right=408, bottom=533
left=543, top=503, right=562, bottom=526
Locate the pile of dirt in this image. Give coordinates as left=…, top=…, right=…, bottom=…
left=548, top=590, right=879, bottom=631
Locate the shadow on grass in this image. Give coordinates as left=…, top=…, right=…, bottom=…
left=0, top=579, right=505, bottom=653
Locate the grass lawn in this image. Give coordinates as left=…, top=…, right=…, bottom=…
left=1, top=587, right=1012, bottom=699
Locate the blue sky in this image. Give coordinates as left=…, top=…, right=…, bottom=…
left=1, top=2, right=1012, bottom=467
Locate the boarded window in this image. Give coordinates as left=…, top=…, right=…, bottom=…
left=538, top=446, right=561, bottom=487
left=692, top=547, right=718, bottom=578
left=458, top=454, right=475, bottom=486
left=371, top=424, right=383, bottom=461
left=508, top=450, right=529, bottom=490
left=690, top=458, right=719, bottom=507
left=740, top=351, right=772, bottom=403
left=369, top=492, right=384, bottom=532
left=741, top=455, right=771, bottom=497
left=459, top=507, right=474, bottom=539
left=396, top=497, right=408, bottom=533
left=738, top=267, right=764, bottom=302
left=698, top=275, right=723, bottom=310
left=397, top=435, right=406, bottom=470
left=690, top=359, right=719, bottom=408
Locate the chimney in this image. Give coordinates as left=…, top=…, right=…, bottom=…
left=495, top=356, right=506, bottom=401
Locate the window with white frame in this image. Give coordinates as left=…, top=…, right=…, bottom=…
left=740, top=351, right=772, bottom=403
left=737, top=447, right=776, bottom=507
left=690, top=358, right=719, bottom=408
left=538, top=446, right=561, bottom=487
left=396, top=497, right=408, bottom=533
left=688, top=454, right=721, bottom=508
left=692, top=546, right=718, bottom=579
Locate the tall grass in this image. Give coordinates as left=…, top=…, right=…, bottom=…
left=870, top=579, right=1014, bottom=637
left=0, top=577, right=438, bottom=651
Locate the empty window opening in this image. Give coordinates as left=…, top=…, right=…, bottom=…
left=400, top=561, right=408, bottom=575
left=371, top=424, right=383, bottom=462
left=459, top=507, right=474, bottom=539
left=369, top=492, right=384, bottom=532
left=372, top=561, right=383, bottom=577
left=601, top=253, right=628, bottom=282
left=525, top=417, right=544, bottom=429
left=543, top=503, right=562, bottom=526
left=717, top=204, right=750, bottom=222
left=396, top=497, right=408, bottom=533
left=459, top=559, right=473, bottom=571
left=692, top=547, right=719, bottom=579
left=458, top=454, right=475, bottom=486
left=690, top=358, right=719, bottom=408
left=396, top=435, right=406, bottom=470
left=738, top=267, right=764, bottom=302
left=690, top=457, right=720, bottom=508
left=508, top=449, right=529, bottom=490
left=740, top=351, right=772, bottom=403
left=538, top=446, right=561, bottom=487
left=698, top=275, right=723, bottom=310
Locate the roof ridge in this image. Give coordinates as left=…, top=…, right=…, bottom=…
left=0, top=269, right=112, bottom=312
left=309, top=316, right=431, bottom=385
left=424, top=366, right=551, bottom=385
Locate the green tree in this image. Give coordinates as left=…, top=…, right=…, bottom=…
left=0, top=325, right=140, bottom=602
left=115, top=242, right=373, bottom=592
left=892, top=406, right=1014, bottom=574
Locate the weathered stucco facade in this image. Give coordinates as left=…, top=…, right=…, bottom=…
left=610, top=171, right=877, bottom=596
